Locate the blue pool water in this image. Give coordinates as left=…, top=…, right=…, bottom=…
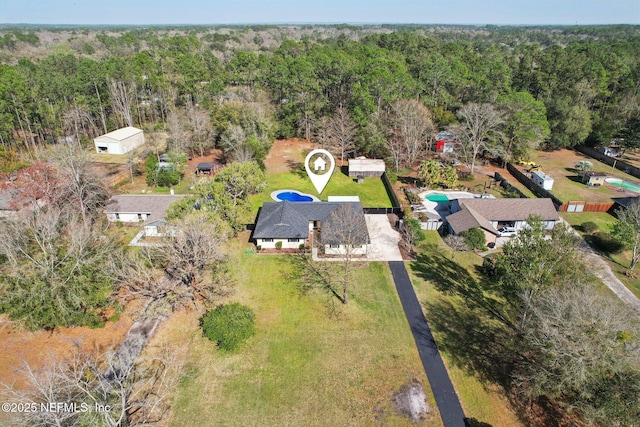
left=276, top=191, right=314, bottom=202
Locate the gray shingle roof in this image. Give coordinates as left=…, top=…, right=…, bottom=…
left=253, top=201, right=370, bottom=245
left=104, top=195, right=183, bottom=222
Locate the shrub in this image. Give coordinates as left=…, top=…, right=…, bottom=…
left=589, top=232, right=625, bottom=254
left=461, top=227, right=486, bottom=250
left=581, top=221, right=598, bottom=234
left=458, top=172, right=474, bottom=181
left=201, top=303, right=256, bottom=352
left=275, top=241, right=282, bottom=250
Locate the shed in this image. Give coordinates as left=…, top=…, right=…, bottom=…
left=348, top=158, right=386, bottom=177
left=581, top=171, right=607, bottom=187
left=531, top=170, right=554, bottom=191
left=94, top=126, right=145, bottom=155
left=196, top=162, right=218, bottom=175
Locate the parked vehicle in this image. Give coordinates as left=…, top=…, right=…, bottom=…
left=498, top=226, right=517, bottom=237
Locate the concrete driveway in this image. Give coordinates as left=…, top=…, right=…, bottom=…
left=365, top=214, right=403, bottom=261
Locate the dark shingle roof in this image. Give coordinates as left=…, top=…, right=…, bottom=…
left=253, top=201, right=370, bottom=245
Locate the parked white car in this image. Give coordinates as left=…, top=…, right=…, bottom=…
left=498, top=226, right=517, bottom=237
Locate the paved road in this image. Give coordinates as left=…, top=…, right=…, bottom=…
left=388, top=261, right=467, bottom=427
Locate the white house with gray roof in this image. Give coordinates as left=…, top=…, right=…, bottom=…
left=253, top=201, right=370, bottom=255
left=104, top=194, right=182, bottom=224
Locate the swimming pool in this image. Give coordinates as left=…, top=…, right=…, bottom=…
left=605, top=178, right=640, bottom=193
left=426, top=194, right=449, bottom=202
left=271, top=189, right=320, bottom=202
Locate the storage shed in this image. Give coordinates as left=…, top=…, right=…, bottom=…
left=348, top=158, right=385, bottom=178
left=531, top=170, right=554, bottom=191
left=94, top=126, right=145, bottom=155
left=581, top=171, right=607, bottom=187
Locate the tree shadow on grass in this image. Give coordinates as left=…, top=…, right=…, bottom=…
left=411, top=245, right=512, bottom=328
left=284, top=254, right=345, bottom=316
left=424, top=296, right=517, bottom=388
left=413, top=245, right=578, bottom=426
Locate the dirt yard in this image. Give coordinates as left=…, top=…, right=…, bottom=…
left=0, top=314, right=132, bottom=390
left=264, top=138, right=315, bottom=174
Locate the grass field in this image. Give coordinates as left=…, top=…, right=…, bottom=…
left=528, top=149, right=638, bottom=202
left=406, top=232, right=524, bottom=427
left=163, top=246, right=441, bottom=426
left=561, top=211, right=640, bottom=298
left=249, top=168, right=393, bottom=216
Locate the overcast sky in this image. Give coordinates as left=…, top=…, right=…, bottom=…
left=2, top=0, right=639, bottom=25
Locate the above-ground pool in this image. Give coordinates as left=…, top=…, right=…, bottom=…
left=426, top=193, right=449, bottom=202
left=605, top=178, right=640, bottom=193
left=271, top=189, right=320, bottom=202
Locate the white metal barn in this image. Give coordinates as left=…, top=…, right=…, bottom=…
left=94, top=126, right=145, bottom=155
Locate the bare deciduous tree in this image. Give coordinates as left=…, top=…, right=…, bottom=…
left=515, top=280, right=640, bottom=425
left=443, top=234, right=468, bottom=259
left=448, top=103, right=504, bottom=174
left=326, top=107, right=357, bottom=164
left=108, top=78, right=135, bottom=127
left=390, top=100, right=436, bottom=167
left=0, top=344, right=185, bottom=427
left=50, top=145, right=110, bottom=225
left=155, top=213, right=230, bottom=293
left=325, top=204, right=370, bottom=304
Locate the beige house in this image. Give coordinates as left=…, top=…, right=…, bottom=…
left=446, top=198, right=559, bottom=243
left=94, top=126, right=145, bottom=155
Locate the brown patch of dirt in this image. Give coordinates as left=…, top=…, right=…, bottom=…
left=0, top=314, right=132, bottom=390
left=185, top=149, right=224, bottom=173
left=265, top=138, right=315, bottom=174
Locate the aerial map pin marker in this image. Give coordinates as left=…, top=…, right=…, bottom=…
left=304, top=149, right=335, bottom=194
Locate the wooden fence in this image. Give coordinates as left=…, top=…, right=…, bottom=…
left=559, top=201, right=615, bottom=213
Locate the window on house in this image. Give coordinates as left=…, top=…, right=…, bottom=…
left=288, top=238, right=299, bottom=242
left=137, top=213, right=142, bottom=220
left=115, top=213, right=120, bottom=220
left=352, top=244, right=362, bottom=248
left=329, top=244, right=340, bottom=248
left=262, top=238, right=274, bottom=243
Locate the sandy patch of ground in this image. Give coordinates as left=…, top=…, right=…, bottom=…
left=264, top=138, right=315, bottom=174
left=393, top=378, right=430, bottom=423
left=0, top=315, right=132, bottom=390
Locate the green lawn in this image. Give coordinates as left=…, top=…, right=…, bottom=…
left=249, top=169, right=392, bottom=216
left=167, top=249, right=441, bottom=426
left=561, top=212, right=640, bottom=298
left=529, top=150, right=634, bottom=202
left=460, top=172, right=536, bottom=199
left=560, top=211, right=617, bottom=234
left=406, top=232, right=523, bottom=427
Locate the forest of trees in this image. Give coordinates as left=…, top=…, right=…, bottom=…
left=0, top=25, right=638, bottom=172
